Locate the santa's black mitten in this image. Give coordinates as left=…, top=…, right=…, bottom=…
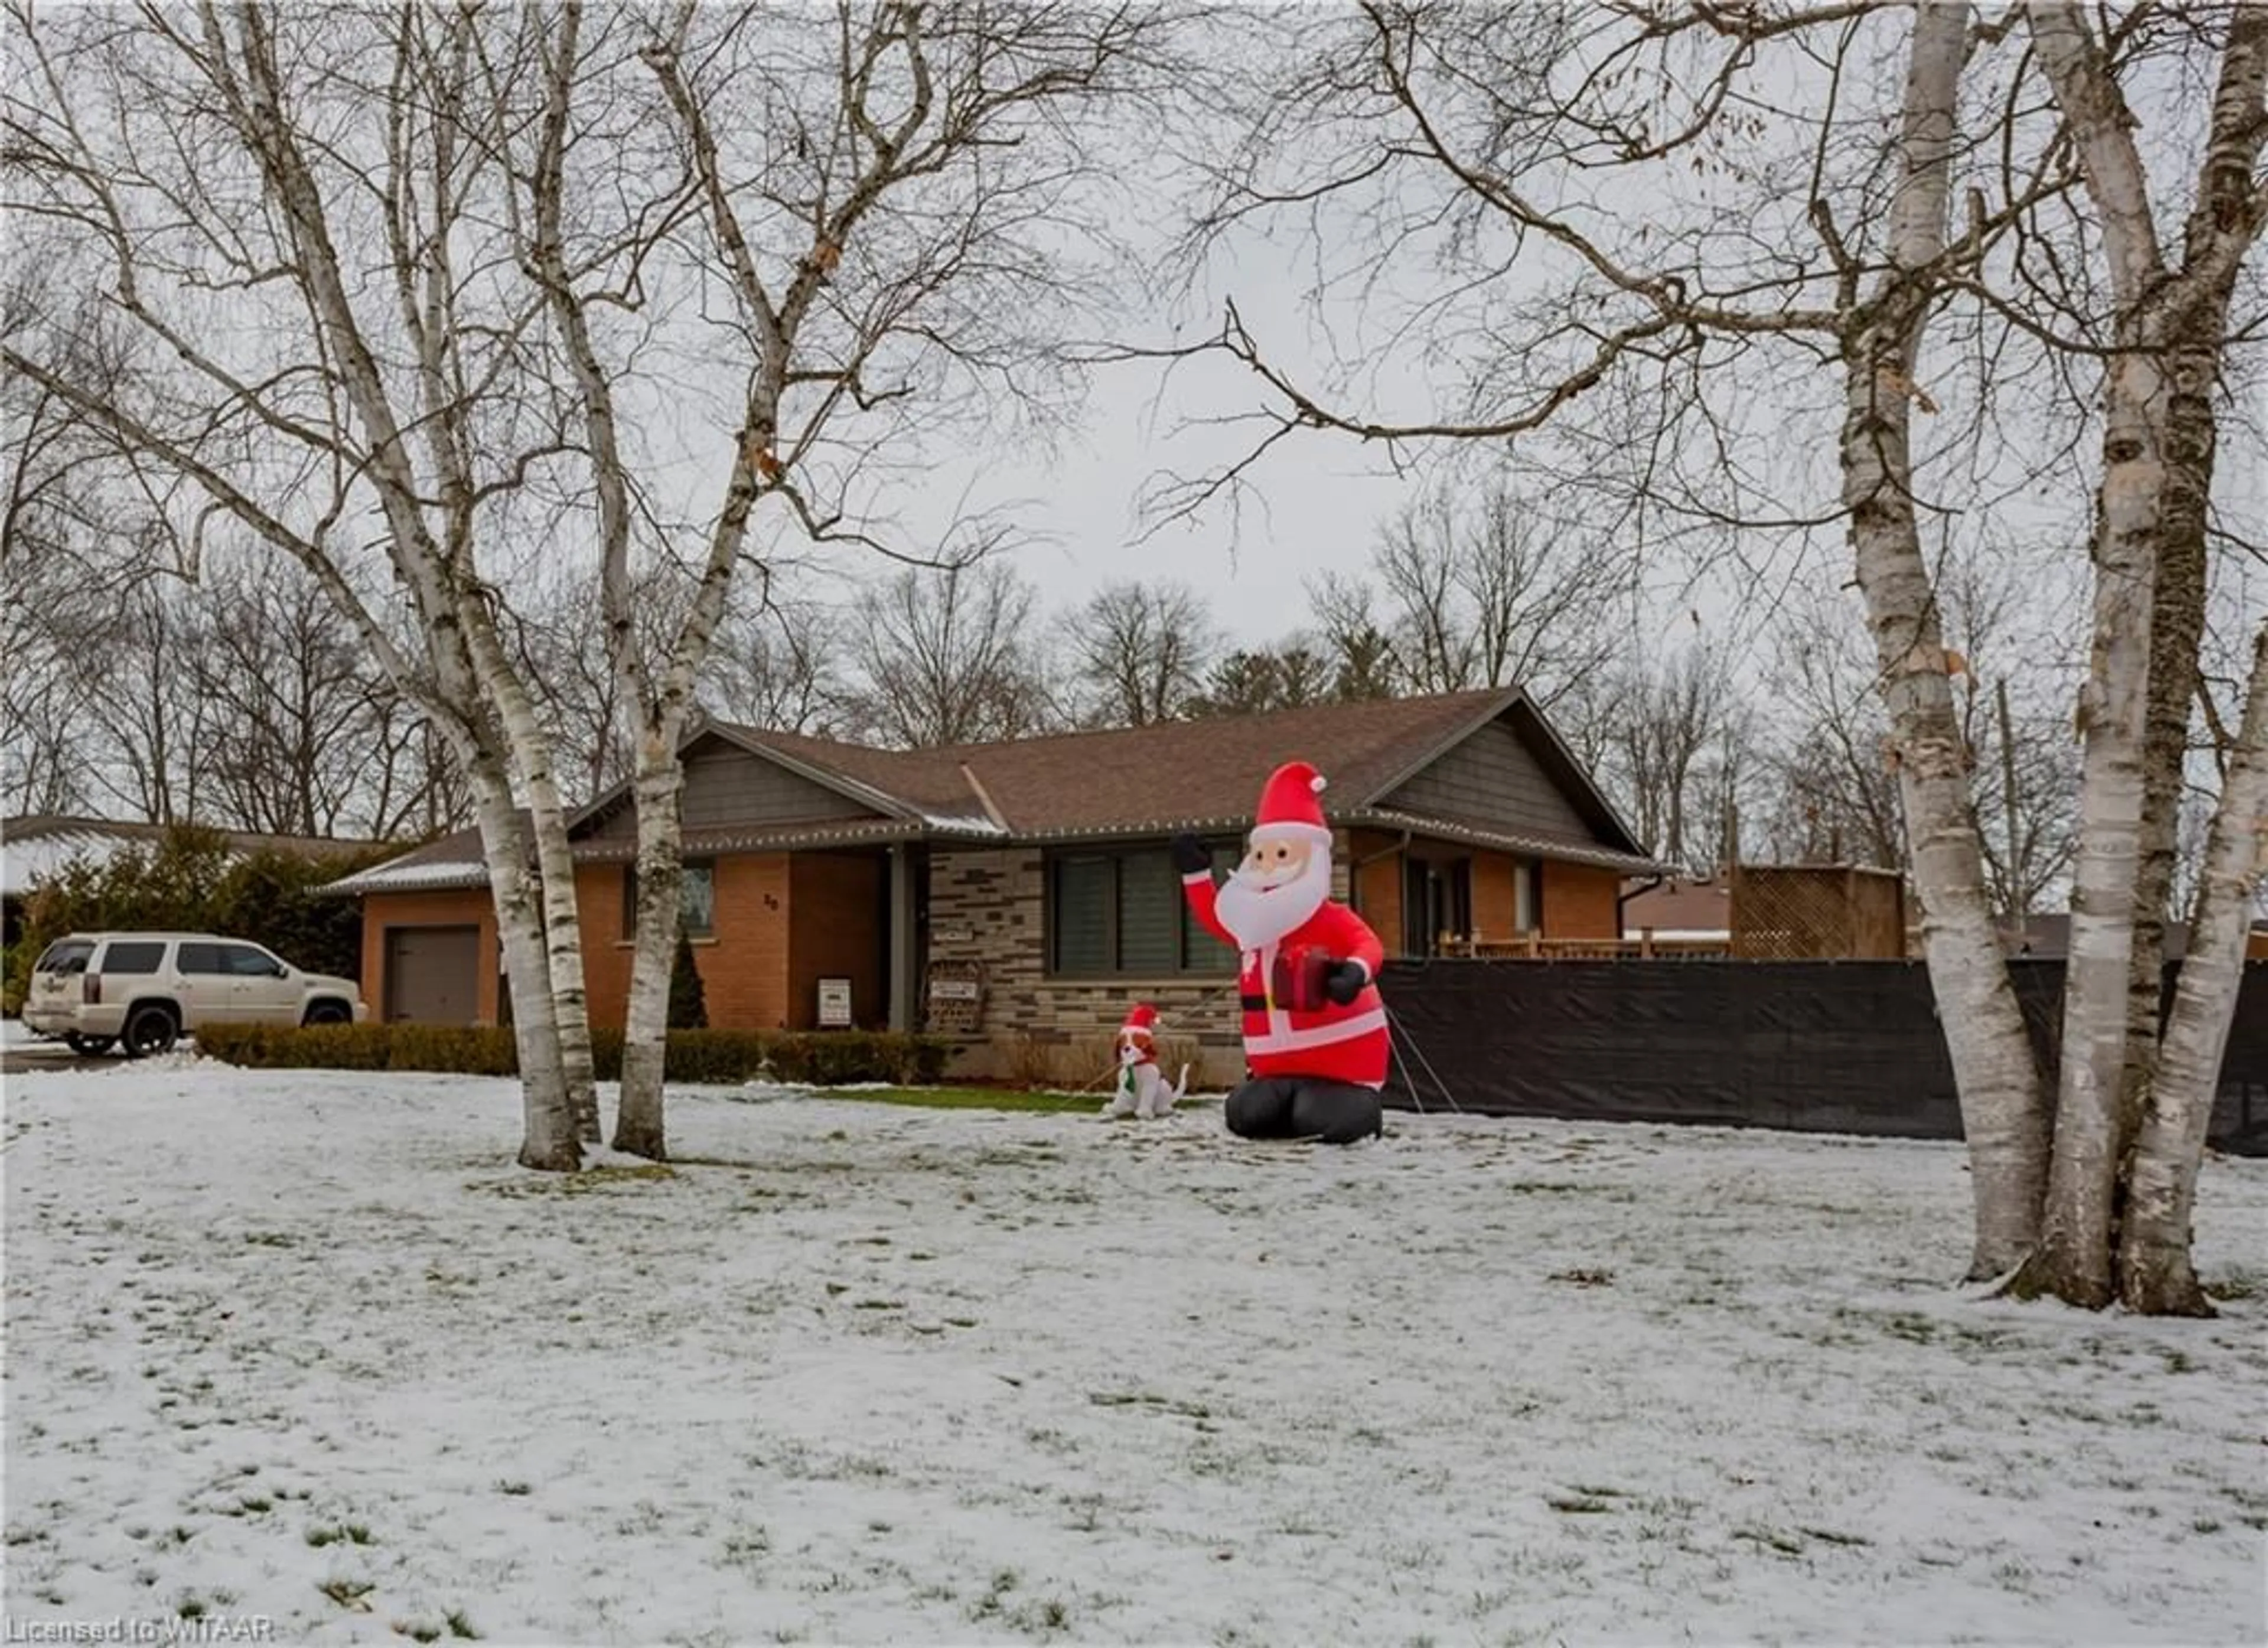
left=1324, top=960, right=1370, bottom=1006
left=1171, top=833, right=1212, bottom=877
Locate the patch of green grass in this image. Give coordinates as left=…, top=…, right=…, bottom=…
left=445, top=1609, right=480, bottom=1639
left=305, top=1523, right=373, bottom=1548
left=825, top=1086, right=1102, bottom=1115
left=493, top=1480, right=531, bottom=1497
left=317, top=1578, right=374, bottom=1610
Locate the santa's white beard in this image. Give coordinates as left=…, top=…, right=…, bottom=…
left=1214, top=849, right=1331, bottom=952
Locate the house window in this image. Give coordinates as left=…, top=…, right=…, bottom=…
left=1516, top=859, right=1540, bottom=933
left=1402, top=856, right=1474, bottom=958
left=623, top=861, right=716, bottom=938
left=1048, top=843, right=1238, bottom=978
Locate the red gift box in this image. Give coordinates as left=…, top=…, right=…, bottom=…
left=1269, top=945, right=1336, bottom=1013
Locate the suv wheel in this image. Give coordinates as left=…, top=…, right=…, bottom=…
left=64, top=1033, right=117, bottom=1056
left=120, top=1004, right=180, bottom=1059
left=303, top=1001, right=350, bottom=1027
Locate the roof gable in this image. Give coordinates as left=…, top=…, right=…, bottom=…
left=1373, top=695, right=1647, bottom=856
left=567, top=725, right=920, bottom=842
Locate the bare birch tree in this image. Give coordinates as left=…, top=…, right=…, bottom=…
left=2012, top=1, right=2268, bottom=1312
left=1142, top=0, right=2264, bottom=1305
left=3, top=2, right=591, bottom=1166
left=500, top=0, right=1173, bottom=1157
left=1126, top=2, right=2110, bottom=1281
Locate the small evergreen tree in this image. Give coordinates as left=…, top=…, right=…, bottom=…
left=667, top=927, right=708, bottom=1030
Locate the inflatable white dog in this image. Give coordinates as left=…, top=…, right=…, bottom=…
left=1104, top=1002, right=1187, bottom=1119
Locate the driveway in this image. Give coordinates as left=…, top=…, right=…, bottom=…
left=0, top=1033, right=118, bottom=1076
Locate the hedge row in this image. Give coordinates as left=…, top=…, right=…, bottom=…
left=4, top=824, right=395, bottom=1015
left=195, top=1023, right=953, bottom=1086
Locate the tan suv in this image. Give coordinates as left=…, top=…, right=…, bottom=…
left=22, top=932, right=367, bottom=1057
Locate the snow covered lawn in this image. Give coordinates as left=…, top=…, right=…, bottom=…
left=5, top=1063, right=2264, bottom=1646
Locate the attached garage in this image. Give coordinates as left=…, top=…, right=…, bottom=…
left=384, top=925, right=481, bottom=1024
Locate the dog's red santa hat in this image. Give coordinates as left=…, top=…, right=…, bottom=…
left=1117, top=1002, right=1159, bottom=1058
left=1251, top=761, right=1332, bottom=848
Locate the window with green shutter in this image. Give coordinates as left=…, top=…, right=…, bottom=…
left=1046, top=841, right=1240, bottom=978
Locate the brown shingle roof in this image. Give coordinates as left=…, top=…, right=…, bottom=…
left=734, top=688, right=1557, bottom=839
left=329, top=689, right=1663, bottom=894
left=1619, top=877, right=1733, bottom=936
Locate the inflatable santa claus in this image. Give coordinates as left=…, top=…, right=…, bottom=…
left=1174, top=760, right=1388, bottom=1144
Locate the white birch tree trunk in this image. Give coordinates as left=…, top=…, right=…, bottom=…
left=220, top=2, right=584, bottom=1166
left=614, top=747, right=689, bottom=1160
left=2029, top=346, right=2164, bottom=1307
left=461, top=608, right=602, bottom=1141
left=468, top=766, right=584, bottom=1172
left=2118, top=623, right=2268, bottom=1314
left=1839, top=1, right=2049, bottom=1278
left=2017, top=1, right=2267, bottom=1307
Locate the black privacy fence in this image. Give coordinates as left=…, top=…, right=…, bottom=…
left=1376, top=958, right=2268, bottom=1156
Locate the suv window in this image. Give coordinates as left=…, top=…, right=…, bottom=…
left=220, top=944, right=283, bottom=978
left=35, top=940, right=94, bottom=975
left=100, top=941, right=167, bottom=975
left=178, top=942, right=227, bottom=975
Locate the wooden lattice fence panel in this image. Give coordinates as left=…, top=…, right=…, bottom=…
left=1730, top=865, right=1907, bottom=959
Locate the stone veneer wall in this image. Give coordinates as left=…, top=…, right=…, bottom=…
left=926, top=838, right=1355, bottom=1088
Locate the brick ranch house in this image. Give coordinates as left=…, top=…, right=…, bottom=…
left=324, top=686, right=1664, bottom=1083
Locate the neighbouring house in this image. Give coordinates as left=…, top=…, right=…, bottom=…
left=1, top=813, right=383, bottom=950
left=1618, top=875, right=1732, bottom=949
left=324, top=688, right=1665, bottom=1082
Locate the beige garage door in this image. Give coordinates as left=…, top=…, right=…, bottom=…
left=386, top=926, right=480, bottom=1024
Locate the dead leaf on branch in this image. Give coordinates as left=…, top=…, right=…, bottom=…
left=1881, top=368, right=1940, bottom=414
left=812, top=239, right=842, bottom=273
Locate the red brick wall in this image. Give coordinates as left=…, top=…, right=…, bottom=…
left=788, top=852, right=885, bottom=1029
left=1472, top=854, right=1520, bottom=940
left=1348, top=830, right=1405, bottom=957
left=576, top=853, right=806, bottom=1031
left=1542, top=861, right=1619, bottom=939
left=703, top=855, right=791, bottom=1030
left=362, top=889, right=499, bottom=1024
left=366, top=854, right=824, bottom=1033
left=575, top=864, right=631, bottom=1030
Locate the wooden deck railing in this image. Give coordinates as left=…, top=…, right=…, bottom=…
left=1430, top=932, right=1731, bottom=960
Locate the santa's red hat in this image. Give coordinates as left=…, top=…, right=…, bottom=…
left=1119, top=1002, right=1159, bottom=1040
left=1250, top=760, right=1332, bottom=847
